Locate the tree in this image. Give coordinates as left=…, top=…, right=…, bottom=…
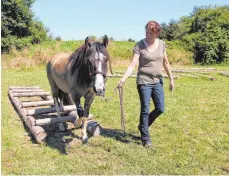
left=1, top=0, right=49, bottom=52
left=160, top=5, right=229, bottom=64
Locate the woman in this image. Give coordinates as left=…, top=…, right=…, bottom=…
left=117, top=20, right=174, bottom=148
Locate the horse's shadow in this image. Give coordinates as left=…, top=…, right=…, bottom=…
left=23, top=113, right=142, bottom=154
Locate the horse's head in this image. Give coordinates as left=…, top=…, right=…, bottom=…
left=85, top=35, right=110, bottom=96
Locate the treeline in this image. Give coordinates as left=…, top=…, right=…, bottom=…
left=160, top=5, right=229, bottom=64
left=1, top=0, right=229, bottom=65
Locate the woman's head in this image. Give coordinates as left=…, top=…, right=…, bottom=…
left=145, top=21, right=162, bottom=40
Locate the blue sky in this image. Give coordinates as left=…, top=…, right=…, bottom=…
left=32, top=0, right=228, bottom=41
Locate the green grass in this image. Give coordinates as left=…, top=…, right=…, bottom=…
left=1, top=67, right=229, bottom=174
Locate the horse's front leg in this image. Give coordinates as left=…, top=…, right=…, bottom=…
left=71, top=96, right=84, bottom=129
left=81, top=91, right=95, bottom=143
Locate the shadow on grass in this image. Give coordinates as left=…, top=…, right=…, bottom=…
left=101, top=128, right=142, bottom=145
left=45, top=129, right=81, bottom=155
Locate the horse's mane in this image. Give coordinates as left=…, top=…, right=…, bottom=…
left=70, top=45, right=88, bottom=75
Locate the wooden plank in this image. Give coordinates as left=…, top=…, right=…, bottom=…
left=9, top=86, right=40, bottom=89
left=8, top=90, right=47, bottom=143
left=22, top=100, right=54, bottom=107
left=13, top=92, right=50, bottom=97
left=35, top=115, right=76, bottom=126
left=26, top=105, right=76, bottom=115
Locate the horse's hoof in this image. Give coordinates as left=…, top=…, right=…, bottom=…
left=82, top=136, right=89, bottom=144
left=74, top=119, right=82, bottom=129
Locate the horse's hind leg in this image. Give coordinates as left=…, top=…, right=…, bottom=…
left=46, top=62, right=61, bottom=117
left=46, top=62, right=65, bottom=131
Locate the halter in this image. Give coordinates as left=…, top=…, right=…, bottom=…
left=89, top=71, right=107, bottom=77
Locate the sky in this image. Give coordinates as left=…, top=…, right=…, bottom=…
left=32, top=0, right=228, bottom=41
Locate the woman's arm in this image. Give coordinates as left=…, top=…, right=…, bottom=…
left=117, top=53, right=140, bottom=87
left=163, top=51, right=174, bottom=91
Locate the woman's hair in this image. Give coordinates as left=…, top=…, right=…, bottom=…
left=145, top=21, right=162, bottom=37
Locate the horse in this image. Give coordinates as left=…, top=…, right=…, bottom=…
left=46, top=35, right=112, bottom=143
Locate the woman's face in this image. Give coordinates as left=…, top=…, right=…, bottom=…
left=145, top=27, right=156, bottom=41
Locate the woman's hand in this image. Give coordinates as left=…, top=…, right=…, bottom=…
left=117, top=79, right=125, bottom=88
left=169, top=79, right=174, bottom=91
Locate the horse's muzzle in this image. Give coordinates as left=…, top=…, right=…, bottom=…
left=93, top=87, right=105, bottom=96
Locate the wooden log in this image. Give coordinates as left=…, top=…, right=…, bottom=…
left=40, top=95, right=53, bottom=101
left=26, top=105, right=76, bottom=115
left=107, top=74, right=137, bottom=78
left=188, top=68, right=216, bottom=70
left=218, top=71, right=229, bottom=77
left=108, top=74, right=179, bottom=79
left=13, top=92, right=50, bottom=97
left=171, top=70, right=211, bottom=74
left=87, top=120, right=102, bottom=136
left=9, top=86, right=40, bottom=89
left=35, top=115, right=76, bottom=126
left=195, top=74, right=216, bottom=81
left=178, top=73, right=200, bottom=79
left=22, top=100, right=54, bottom=107
left=11, top=89, right=45, bottom=92
left=8, top=90, right=47, bottom=143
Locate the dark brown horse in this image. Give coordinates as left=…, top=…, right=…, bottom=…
left=46, top=35, right=112, bottom=143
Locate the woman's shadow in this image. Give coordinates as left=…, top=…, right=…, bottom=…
left=101, top=127, right=142, bottom=144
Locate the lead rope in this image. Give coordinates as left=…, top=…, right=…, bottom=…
left=118, top=87, right=126, bottom=135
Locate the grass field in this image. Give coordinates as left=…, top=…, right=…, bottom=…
left=1, top=66, right=229, bottom=175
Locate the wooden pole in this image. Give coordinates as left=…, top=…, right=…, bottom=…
left=40, top=95, right=53, bottom=101
left=111, top=73, right=179, bottom=79
left=195, top=74, right=216, bottom=81
left=35, top=115, right=76, bottom=126
left=218, top=71, right=229, bottom=77
left=9, top=86, right=41, bottom=89
left=8, top=90, right=47, bottom=143
left=11, top=89, right=45, bottom=92
left=178, top=73, right=200, bottom=79
left=22, top=100, right=54, bottom=107
left=13, top=92, right=50, bottom=97
left=26, top=105, right=76, bottom=115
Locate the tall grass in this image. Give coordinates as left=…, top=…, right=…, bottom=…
left=1, top=40, right=193, bottom=69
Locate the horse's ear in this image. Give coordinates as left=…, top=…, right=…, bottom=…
left=102, top=35, right=109, bottom=48
left=85, top=37, right=92, bottom=48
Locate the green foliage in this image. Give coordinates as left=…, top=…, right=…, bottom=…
left=1, top=0, right=49, bottom=52
left=161, top=5, right=229, bottom=65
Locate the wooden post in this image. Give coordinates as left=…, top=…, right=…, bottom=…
left=8, top=90, right=47, bottom=143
